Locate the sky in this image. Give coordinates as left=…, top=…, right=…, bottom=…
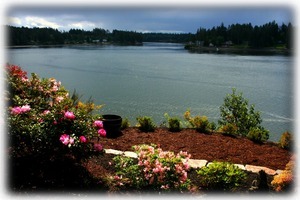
left=6, top=6, right=294, bottom=33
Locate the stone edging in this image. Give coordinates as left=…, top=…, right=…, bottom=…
left=104, top=149, right=281, bottom=176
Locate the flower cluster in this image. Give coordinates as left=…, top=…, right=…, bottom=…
left=134, top=144, right=191, bottom=190
left=6, top=64, right=105, bottom=157
left=94, top=120, right=106, bottom=137
left=10, top=105, right=31, bottom=115
left=109, top=144, right=192, bottom=192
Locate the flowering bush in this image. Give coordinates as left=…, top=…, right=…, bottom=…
left=6, top=64, right=106, bottom=158
left=108, top=144, right=193, bottom=192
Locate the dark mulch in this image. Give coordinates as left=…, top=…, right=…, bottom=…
left=100, top=127, right=292, bottom=170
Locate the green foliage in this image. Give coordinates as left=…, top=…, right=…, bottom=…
left=110, top=155, right=146, bottom=189
left=247, top=127, right=269, bottom=143
left=120, top=118, right=130, bottom=130
left=164, top=113, right=182, bottom=132
left=278, top=131, right=293, bottom=150
left=184, top=109, right=212, bottom=133
left=108, top=144, right=192, bottom=192
left=197, top=161, right=247, bottom=191
left=219, top=88, right=269, bottom=142
left=136, top=116, right=156, bottom=132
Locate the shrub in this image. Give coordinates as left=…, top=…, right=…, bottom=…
left=121, top=118, right=130, bottom=130
left=271, top=158, right=294, bottom=192
left=278, top=131, right=293, bottom=150
left=164, top=113, right=182, bottom=132
left=136, top=116, right=156, bottom=132
left=197, top=161, right=247, bottom=191
left=6, top=64, right=106, bottom=158
left=184, top=109, right=212, bottom=133
left=219, top=88, right=269, bottom=139
left=247, top=126, right=269, bottom=143
left=108, top=144, right=192, bottom=192
left=218, top=123, right=238, bottom=136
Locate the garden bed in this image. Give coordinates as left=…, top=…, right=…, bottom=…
left=9, top=127, right=292, bottom=194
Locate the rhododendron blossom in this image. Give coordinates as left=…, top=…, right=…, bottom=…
left=60, top=134, right=70, bottom=145
left=64, top=111, right=75, bottom=120
left=98, top=128, right=106, bottom=137
left=10, top=106, right=22, bottom=115
left=69, top=137, right=75, bottom=145
left=20, top=105, right=31, bottom=113
left=79, top=136, right=87, bottom=143
left=94, top=143, right=103, bottom=151
left=93, top=120, right=103, bottom=128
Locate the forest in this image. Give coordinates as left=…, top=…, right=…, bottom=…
left=6, top=21, right=293, bottom=49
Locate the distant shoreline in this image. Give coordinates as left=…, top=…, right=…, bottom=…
left=6, top=43, right=293, bottom=56
left=184, top=45, right=292, bottom=56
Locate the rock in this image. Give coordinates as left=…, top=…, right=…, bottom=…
left=124, top=151, right=138, bottom=158
left=187, top=159, right=208, bottom=168
left=104, top=149, right=123, bottom=155
left=245, top=164, right=276, bottom=175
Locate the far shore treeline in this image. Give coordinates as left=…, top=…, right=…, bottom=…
left=6, top=21, right=293, bottom=49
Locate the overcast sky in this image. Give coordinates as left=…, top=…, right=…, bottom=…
left=6, top=6, right=293, bottom=33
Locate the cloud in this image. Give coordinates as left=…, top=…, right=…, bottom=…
left=67, top=21, right=97, bottom=30
left=7, top=17, right=22, bottom=26
left=24, top=16, right=61, bottom=29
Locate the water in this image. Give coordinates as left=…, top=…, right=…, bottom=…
left=7, top=43, right=294, bottom=141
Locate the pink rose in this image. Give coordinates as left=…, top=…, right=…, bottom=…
left=59, top=134, right=69, bottom=145
left=64, top=111, right=75, bottom=120
left=79, top=136, right=87, bottom=143
left=93, top=120, right=103, bottom=128
left=11, top=106, right=22, bottom=115
left=98, top=128, right=106, bottom=137
left=94, top=143, right=103, bottom=152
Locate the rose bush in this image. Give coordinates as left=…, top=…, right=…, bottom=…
left=6, top=64, right=106, bottom=158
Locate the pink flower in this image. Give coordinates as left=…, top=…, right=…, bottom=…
left=42, top=110, right=50, bottom=115
left=180, top=171, right=188, bottom=182
left=98, top=128, right=106, bottom=137
left=94, top=143, right=103, bottom=151
left=60, top=134, right=70, bottom=145
left=69, top=137, right=75, bottom=145
left=20, top=104, right=31, bottom=113
left=55, top=96, right=64, bottom=103
left=79, top=136, right=87, bottom=143
left=51, top=85, right=59, bottom=92
left=64, top=111, right=75, bottom=120
left=93, top=120, right=103, bottom=128
left=10, top=106, right=22, bottom=115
